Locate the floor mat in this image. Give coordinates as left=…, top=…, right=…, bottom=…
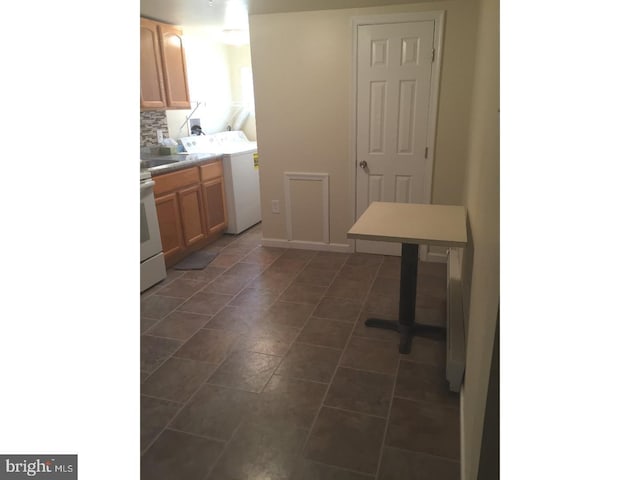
left=173, top=251, right=218, bottom=270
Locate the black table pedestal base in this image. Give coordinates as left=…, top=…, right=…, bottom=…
left=363, top=242, right=444, bottom=354
left=364, top=318, right=445, bottom=354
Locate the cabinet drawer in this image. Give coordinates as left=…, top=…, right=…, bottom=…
left=200, top=161, right=223, bottom=181
left=153, top=167, right=199, bottom=195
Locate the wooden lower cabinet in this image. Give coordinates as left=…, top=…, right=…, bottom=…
left=201, top=177, right=227, bottom=236
left=155, top=193, right=184, bottom=263
left=153, top=161, right=227, bottom=268
left=178, top=184, right=206, bottom=246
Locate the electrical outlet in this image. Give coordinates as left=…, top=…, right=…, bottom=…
left=156, top=130, right=164, bottom=143
left=271, top=200, right=280, bottom=214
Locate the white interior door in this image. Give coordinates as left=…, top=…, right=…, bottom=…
left=355, top=20, right=437, bottom=256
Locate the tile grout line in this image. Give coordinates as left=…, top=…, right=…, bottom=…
left=200, top=249, right=335, bottom=397
left=140, top=318, right=223, bottom=381
left=199, top=411, right=251, bottom=480
left=370, top=258, right=452, bottom=478
left=316, top=404, right=389, bottom=421
left=300, top=458, right=378, bottom=479
left=252, top=251, right=324, bottom=395
left=373, top=346, right=401, bottom=480
left=142, top=245, right=454, bottom=477
left=355, top=257, right=401, bottom=480
left=152, top=236, right=245, bottom=288
left=163, top=425, right=228, bottom=444
left=146, top=228, right=268, bottom=302
left=294, top=256, right=385, bottom=477
left=142, top=243, right=411, bottom=478
left=141, top=380, right=215, bottom=458
left=142, top=310, right=216, bottom=338
left=140, top=247, right=275, bottom=461
left=140, top=392, right=182, bottom=405
left=210, top=251, right=350, bottom=477
left=140, top=242, right=280, bottom=381
left=199, top=247, right=330, bottom=480
left=383, top=444, right=462, bottom=467
left=224, top=253, right=348, bottom=397
left=143, top=249, right=378, bottom=384
left=140, top=237, right=320, bottom=462
left=141, top=236, right=274, bottom=457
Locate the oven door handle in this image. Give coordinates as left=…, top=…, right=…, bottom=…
left=141, top=179, right=156, bottom=192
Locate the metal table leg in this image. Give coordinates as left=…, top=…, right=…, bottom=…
left=364, top=243, right=444, bottom=353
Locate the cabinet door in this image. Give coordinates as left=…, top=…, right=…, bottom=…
left=201, top=177, right=228, bottom=236
left=140, top=18, right=166, bottom=109
left=157, top=23, right=191, bottom=109
left=155, top=193, right=183, bottom=263
left=178, top=184, right=206, bottom=246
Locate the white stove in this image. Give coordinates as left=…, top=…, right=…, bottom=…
left=140, top=165, right=166, bottom=291
left=140, top=167, right=151, bottom=182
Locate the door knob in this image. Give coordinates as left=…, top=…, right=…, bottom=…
left=359, top=160, right=368, bottom=169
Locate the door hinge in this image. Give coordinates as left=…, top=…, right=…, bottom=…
left=425, top=147, right=429, bottom=158
left=431, top=48, right=435, bottom=63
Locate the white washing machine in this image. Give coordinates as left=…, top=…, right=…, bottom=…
left=181, top=131, right=261, bottom=234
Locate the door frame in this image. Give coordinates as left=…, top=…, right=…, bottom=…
left=349, top=11, right=446, bottom=258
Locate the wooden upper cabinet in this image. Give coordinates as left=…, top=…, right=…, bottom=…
left=140, top=18, right=166, bottom=109
left=157, top=23, right=191, bottom=109
left=140, top=18, right=191, bottom=110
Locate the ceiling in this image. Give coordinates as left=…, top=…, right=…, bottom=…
left=140, top=0, right=242, bottom=28
left=140, top=0, right=440, bottom=28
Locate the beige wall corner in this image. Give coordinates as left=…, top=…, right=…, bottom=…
left=459, top=0, right=500, bottom=477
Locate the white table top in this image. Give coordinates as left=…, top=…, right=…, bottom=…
left=347, top=202, right=467, bottom=247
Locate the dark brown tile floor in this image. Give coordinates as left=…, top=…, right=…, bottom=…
left=140, top=224, right=460, bottom=480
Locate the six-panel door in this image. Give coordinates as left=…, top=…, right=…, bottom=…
left=355, top=20, right=437, bottom=255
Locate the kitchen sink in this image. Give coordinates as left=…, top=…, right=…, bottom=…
left=141, top=158, right=180, bottom=168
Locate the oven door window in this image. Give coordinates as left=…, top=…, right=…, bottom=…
left=141, top=184, right=163, bottom=262
left=141, top=203, right=151, bottom=244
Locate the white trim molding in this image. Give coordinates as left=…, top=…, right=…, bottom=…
left=262, top=238, right=351, bottom=253
left=460, top=383, right=466, bottom=480
left=284, top=172, right=330, bottom=244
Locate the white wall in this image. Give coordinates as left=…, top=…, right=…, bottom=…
left=459, top=0, right=500, bottom=477
left=225, top=44, right=257, bottom=140
left=165, top=27, right=233, bottom=140
left=164, top=29, right=257, bottom=142
left=249, top=1, right=479, bottom=248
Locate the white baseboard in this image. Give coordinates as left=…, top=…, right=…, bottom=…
left=261, top=238, right=450, bottom=259
left=261, top=238, right=352, bottom=253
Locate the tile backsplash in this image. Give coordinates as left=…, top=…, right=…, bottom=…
left=140, top=110, right=169, bottom=147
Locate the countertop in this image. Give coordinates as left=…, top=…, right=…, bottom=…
left=140, top=152, right=222, bottom=176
